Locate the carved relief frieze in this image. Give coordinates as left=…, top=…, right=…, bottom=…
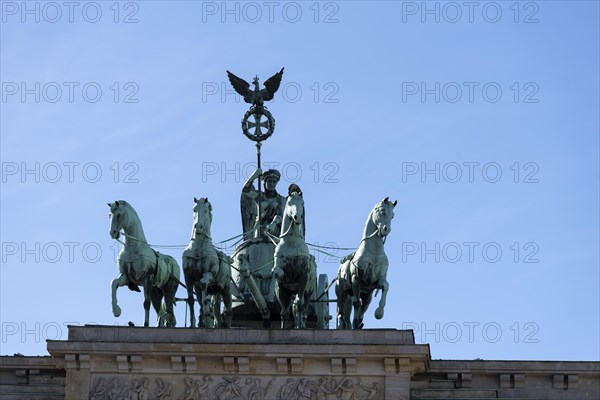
left=89, top=375, right=384, bottom=400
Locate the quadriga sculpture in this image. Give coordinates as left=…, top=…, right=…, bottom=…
left=182, top=197, right=233, bottom=328
left=336, top=197, right=396, bottom=329
left=271, top=187, right=317, bottom=329
left=108, top=201, right=180, bottom=327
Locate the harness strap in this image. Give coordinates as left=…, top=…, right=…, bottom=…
left=360, top=227, right=380, bottom=242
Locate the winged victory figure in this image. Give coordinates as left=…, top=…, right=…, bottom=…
left=227, top=68, right=284, bottom=113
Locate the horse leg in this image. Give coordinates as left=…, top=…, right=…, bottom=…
left=151, top=287, right=163, bottom=327
left=335, top=282, right=353, bottom=330
left=212, top=293, right=222, bottom=328
left=351, top=275, right=362, bottom=329
left=292, top=296, right=300, bottom=328
left=162, top=279, right=178, bottom=327
left=111, top=273, right=128, bottom=317
left=301, top=289, right=312, bottom=329
left=194, top=283, right=203, bottom=327
left=184, top=273, right=196, bottom=328
left=219, top=259, right=233, bottom=328
left=221, top=287, right=233, bottom=328
left=341, top=293, right=352, bottom=329
left=142, top=280, right=152, bottom=327
left=295, top=269, right=308, bottom=329
left=374, top=279, right=389, bottom=320
left=199, top=272, right=214, bottom=328
left=335, top=279, right=347, bottom=329
left=276, top=283, right=293, bottom=329
left=356, top=291, right=374, bottom=329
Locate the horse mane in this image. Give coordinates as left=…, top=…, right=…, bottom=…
left=373, top=198, right=394, bottom=214
left=113, top=200, right=148, bottom=243
left=116, top=200, right=140, bottom=221
left=206, top=207, right=213, bottom=238
left=363, top=205, right=377, bottom=237
left=363, top=199, right=392, bottom=239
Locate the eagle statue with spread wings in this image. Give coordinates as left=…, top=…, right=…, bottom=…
left=226, top=68, right=284, bottom=113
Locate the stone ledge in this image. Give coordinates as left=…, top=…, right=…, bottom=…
left=64, top=325, right=415, bottom=345
left=429, top=359, right=600, bottom=375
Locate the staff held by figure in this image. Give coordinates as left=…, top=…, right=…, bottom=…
left=227, top=67, right=284, bottom=238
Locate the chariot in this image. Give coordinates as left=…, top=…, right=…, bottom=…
left=229, top=236, right=332, bottom=329
left=107, top=69, right=396, bottom=330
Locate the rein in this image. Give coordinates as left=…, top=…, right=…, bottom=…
left=265, top=231, right=280, bottom=246
left=112, top=229, right=253, bottom=250
left=360, top=209, right=390, bottom=244
left=280, top=213, right=302, bottom=239
left=117, top=231, right=147, bottom=244
left=360, top=228, right=381, bottom=242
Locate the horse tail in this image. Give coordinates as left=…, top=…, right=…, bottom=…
left=169, top=256, right=181, bottom=281
left=336, top=259, right=351, bottom=291
left=308, top=255, right=318, bottom=296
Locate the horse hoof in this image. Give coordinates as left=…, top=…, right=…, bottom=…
left=375, top=308, right=384, bottom=319
left=112, top=305, right=122, bottom=317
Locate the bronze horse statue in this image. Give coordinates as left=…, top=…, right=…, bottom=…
left=108, top=201, right=180, bottom=327
left=182, top=197, right=233, bottom=328
left=336, top=197, right=396, bottom=329
left=272, top=188, right=317, bottom=329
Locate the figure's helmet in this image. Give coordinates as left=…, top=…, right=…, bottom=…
left=262, top=169, right=281, bottom=183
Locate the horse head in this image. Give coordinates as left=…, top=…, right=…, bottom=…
left=285, top=190, right=304, bottom=226
left=192, top=197, right=212, bottom=239
left=371, top=197, right=397, bottom=237
left=108, top=200, right=128, bottom=239
left=279, top=188, right=305, bottom=239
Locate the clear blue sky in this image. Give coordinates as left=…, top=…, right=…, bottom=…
left=1, top=1, right=598, bottom=361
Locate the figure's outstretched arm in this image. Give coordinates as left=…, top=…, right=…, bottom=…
left=242, top=168, right=262, bottom=198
